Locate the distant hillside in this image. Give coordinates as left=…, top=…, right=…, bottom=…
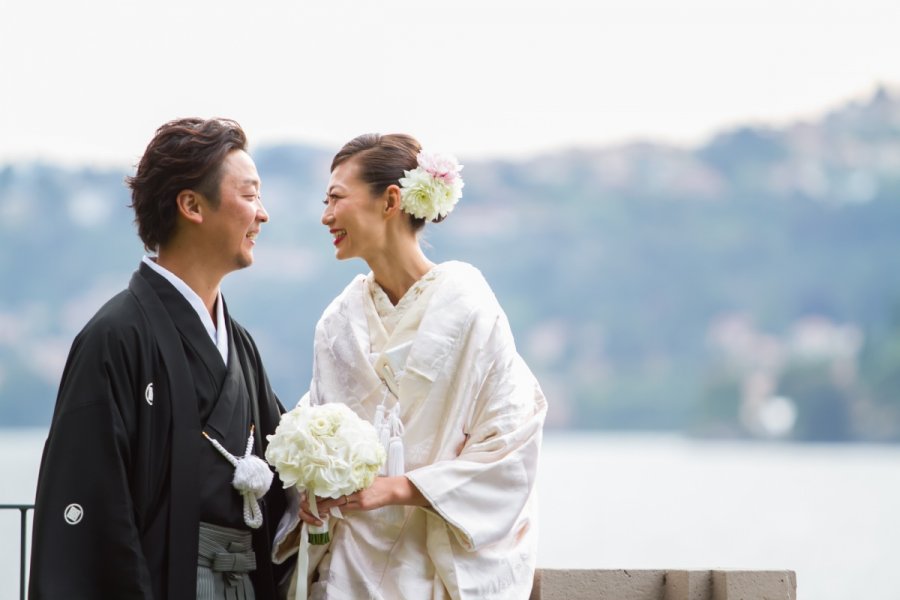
left=2, top=86, right=899, bottom=441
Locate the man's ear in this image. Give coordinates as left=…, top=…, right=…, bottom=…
left=383, top=185, right=403, bottom=219
left=176, top=189, right=204, bottom=224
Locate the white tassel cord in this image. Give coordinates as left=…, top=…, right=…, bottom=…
left=374, top=391, right=406, bottom=477
left=386, top=403, right=405, bottom=476
left=374, top=400, right=390, bottom=475
left=203, top=425, right=274, bottom=529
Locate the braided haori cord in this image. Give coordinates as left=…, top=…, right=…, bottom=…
left=203, top=426, right=274, bottom=529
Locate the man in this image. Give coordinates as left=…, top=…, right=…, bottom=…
left=29, top=118, right=291, bottom=599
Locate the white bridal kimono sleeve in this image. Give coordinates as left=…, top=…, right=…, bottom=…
left=275, top=261, right=547, bottom=600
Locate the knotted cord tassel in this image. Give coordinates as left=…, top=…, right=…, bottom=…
left=203, top=426, right=274, bottom=529
left=375, top=398, right=390, bottom=475
left=386, top=404, right=405, bottom=476
left=204, top=432, right=240, bottom=468
left=374, top=403, right=386, bottom=431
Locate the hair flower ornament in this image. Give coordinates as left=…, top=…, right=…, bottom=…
left=398, top=151, right=464, bottom=221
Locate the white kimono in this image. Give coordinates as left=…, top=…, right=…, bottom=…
left=274, top=261, right=547, bottom=600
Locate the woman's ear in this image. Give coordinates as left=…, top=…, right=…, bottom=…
left=176, top=189, right=204, bottom=224
left=383, top=185, right=403, bottom=219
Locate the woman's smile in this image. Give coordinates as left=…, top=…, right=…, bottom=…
left=330, top=228, right=347, bottom=245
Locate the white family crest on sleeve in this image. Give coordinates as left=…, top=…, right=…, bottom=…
left=144, top=382, right=154, bottom=406
left=63, top=503, right=83, bottom=525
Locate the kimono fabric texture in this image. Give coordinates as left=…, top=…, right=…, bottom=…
left=273, top=261, right=547, bottom=600
left=29, top=262, right=290, bottom=599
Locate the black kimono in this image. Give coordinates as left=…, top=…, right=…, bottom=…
left=29, top=263, right=291, bottom=599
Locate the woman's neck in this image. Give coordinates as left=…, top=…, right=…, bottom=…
left=367, top=241, right=434, bottom=305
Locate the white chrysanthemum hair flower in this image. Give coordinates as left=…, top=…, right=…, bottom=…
left=398, top=151, right=464, bottom=222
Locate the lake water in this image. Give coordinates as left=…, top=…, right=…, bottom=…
left=2, top=428, right=898, bottom=599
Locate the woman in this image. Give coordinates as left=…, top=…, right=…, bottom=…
left=274, top=133, right=547, bottom=599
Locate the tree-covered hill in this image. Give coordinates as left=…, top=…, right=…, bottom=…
left=2, top=87, right=899, bottom=441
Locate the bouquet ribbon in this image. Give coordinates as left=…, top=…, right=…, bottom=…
left=294, top=521, right=310, bottom=600
left=293, top=494, right=343, bottom=600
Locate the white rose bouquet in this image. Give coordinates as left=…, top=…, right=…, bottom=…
left=265, top=394, right=385, bottom=544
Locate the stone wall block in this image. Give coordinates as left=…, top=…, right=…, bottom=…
left=664, top=570, right=713, bottom=600
left=531, top=569, right=666, bottom=600
left=711, top=570, right=797, bottom=600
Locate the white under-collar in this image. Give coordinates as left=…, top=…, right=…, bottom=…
left=142, top=256, right=229, bottom=364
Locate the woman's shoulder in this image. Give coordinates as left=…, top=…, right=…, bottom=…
left=317, top=274, right=368, bottom=326
left=434, top=261, right=502, bottom=315
left=437, top=260, right=490, bottom=290
left=336, top=273, right=370, bottom=300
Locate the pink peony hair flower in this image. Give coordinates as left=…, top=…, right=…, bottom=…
left=398, top=151, right=465, bottom=221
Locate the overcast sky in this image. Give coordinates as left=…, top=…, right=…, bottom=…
left=1, top=0, right=898, bottom=166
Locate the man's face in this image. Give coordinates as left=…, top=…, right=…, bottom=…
left=202, top=149, right=267, bottom=272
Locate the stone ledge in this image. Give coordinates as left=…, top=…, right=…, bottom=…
left=531, top=569, right=796, bottom=600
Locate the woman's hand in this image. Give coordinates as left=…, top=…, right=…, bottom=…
left=298, top=476, right=430, bottom=526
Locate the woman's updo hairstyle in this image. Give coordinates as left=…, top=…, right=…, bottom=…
left=331, top=133, right=446, bottom=231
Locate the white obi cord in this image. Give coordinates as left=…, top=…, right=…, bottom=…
left=203, top=426, right=274, bottom=529
left=369, top=336, right=411, bottom=478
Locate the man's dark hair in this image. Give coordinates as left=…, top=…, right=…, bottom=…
left=126, top=118, right=247, bottom=251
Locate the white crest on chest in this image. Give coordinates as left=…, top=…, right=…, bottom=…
left=144, top=382, right=154, bottom=406
left=63, top=503, right=83, bottom=525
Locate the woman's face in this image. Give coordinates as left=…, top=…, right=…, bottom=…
left=321, top=157, right=386, bottom=262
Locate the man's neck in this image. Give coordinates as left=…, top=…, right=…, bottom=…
left=153, top=251, right=223, bottom=319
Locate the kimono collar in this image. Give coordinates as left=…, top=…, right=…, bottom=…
left=366, top=265, right=442, bottom=337
left=142, top=256, right=228, bottom=363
